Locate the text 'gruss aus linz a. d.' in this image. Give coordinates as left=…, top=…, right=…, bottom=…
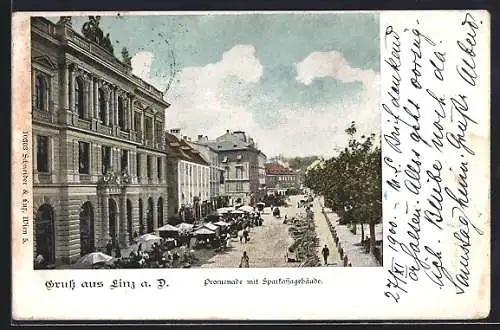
left=382, top=12, right=485, bottom=303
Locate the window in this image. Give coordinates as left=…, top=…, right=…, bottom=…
left=222, top=156, right=228, bottom=163
left=145, top=117, right=153, bottom=140
left=236, top=154, right=242, bottom=161
left=36, top=135, right=49, bottom=173
left=155, top=122, right=163, bottom=141
left=121, top=150, right=128, bottom=172
left=136, top=153, right=141, bottom=177
left=75, top=78, right=84, bottom=119
left=147, top=155, right=152, bottom=178
left=98, top=89, right=106, bottom=123
left=102, top=146, right=111, bottom=174
left=235, top=182, right=243, bottom=192
left=34, top=75, right=46, bottom=110
left=225, top=166, right=230, bottom=180
left=134, top=113, right=141, bottom=132
left=78, top=141, right=90, bottom=174
left=118, top=97, right=125, bottom=130
left=236, top=167, right=242, bottom=179
left=157, top=157, right=162, bottom=179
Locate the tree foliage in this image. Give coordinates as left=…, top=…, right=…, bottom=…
left=304, top=122, right=382, bottom=251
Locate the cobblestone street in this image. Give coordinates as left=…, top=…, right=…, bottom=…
left=196, top=206, right=296, bottom=268
left=195, top=195, right=342, bottom=268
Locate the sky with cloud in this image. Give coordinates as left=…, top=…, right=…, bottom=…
left=55, top=13, right=380, bottom=158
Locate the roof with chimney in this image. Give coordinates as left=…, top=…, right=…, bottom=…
left=265, top=163, right=296, bottom=175
left=207, top=130, right=262, bottom=153
left=165, top=132, right=209, bottom=166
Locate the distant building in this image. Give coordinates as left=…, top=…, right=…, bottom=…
left=207, top=130, right=267, bottom=205
left=265, top=163, right=300, bottom=195
left=165, top=129, right=210, bottom=223
left=31, top=16, right=169, bottom=266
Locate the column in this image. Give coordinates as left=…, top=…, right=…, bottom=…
left=62, top=64, right=69, bottom=111
left=102, top=195, right=109, bottom=245
left=108, top=87, right=114, bottom=127
left=140, top=111, right=144, bottom=142
left=151, top=116, right=156, bottom=146
left=93, top=79, right=99, bottom=119
left=129, top=96, right=134, bottom=131
left=73, top=140, right=79, bottom=183
left=88, top=76, right=94, bottom=120
left=105, top=86, right=111, bottom=126
left=114, top=87, right=119, bottom=127
left=119, top=195, right=128, bottom=247
left=69, top=66, right=75, bottom=113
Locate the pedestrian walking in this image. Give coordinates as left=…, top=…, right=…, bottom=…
left=321, top=244, right=330, bottom=265
left=243, top=228, right=249, bottom=243
left=239, top=251, right=249, bottom=268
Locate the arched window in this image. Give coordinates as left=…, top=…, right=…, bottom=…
left=75, top=78, right=84, bottom=119
left=34, top=75, right=46, bottom=110
left=118, top=97, right=125, bottom=130
left=98, top=89, right=106, bottom=124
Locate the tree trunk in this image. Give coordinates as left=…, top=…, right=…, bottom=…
left=352, top=223, right=357, bottom=234
left=360, top=223, right=365, bottom=244
left=369, top=222, right=376, bottom=255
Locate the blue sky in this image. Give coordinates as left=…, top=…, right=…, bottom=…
left=50, top=12, right=380, bottom=157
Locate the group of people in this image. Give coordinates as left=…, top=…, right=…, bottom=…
left=105, top=235, right=122, bottom=258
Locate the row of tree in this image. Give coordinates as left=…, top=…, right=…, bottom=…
left=304, top=122, right=382, bottom=254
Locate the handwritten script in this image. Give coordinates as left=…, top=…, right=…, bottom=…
left=382, top=12, right=485, bottom=303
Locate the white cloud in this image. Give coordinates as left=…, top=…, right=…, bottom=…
left=165, top=45, right=263, bottom=139
left=161, top=47, right=380, bottom=158
left=131, top=51, right=155, bottom=82
left=296, top=51, right=378, bottom=86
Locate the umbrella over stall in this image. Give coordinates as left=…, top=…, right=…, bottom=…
left=177, top=222, right=194, bottom=231
left=193, top=227, right=216, bottom=236
left=156, top=224, right=180, bottom=232
left=76, top=252, right=114, bottom=267
left=134, top=233, right=162, bottom=249
left=238, top=205, right=254, bottom=213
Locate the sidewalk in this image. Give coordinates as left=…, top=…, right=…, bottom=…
left=311, top=197, right=341, bottom=267
left=323, top=209, right=380, bottom=267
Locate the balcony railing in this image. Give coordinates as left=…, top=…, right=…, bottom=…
left=76, top=118, right=92, bottom=130
left=119, top=129, right=129, bottom=139
left=79, top=174, right=92, bottom=183
left=97, top=123, right=112, bottom=135
left=37, top=173, right=52, bottom=184
left=33, top=110, right=56, bottom=124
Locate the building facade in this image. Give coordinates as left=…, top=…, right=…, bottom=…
left=188, top=135, right=226, bottom=209
left=31, top=16, right=169, bottom=266
left=265, top=163, right=300, bottom=195
left=207, top=130, right=266, bottom=205
left=166, top=130, right=210, bottom=223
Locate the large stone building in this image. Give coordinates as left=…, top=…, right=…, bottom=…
left=207, top=130, right=267, bottom=205
left=31, top=16, right=170, bottom=266
left=165, top=130, right=210, bottom=223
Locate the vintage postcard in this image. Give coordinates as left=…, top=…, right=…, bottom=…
left=11, top=10, right=490, bottom=320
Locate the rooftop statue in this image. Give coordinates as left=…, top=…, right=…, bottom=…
left=57, top=16, right=72, bottom=25
left=121, top=47, right=132, bottom=67
left=81, top=16, right=114, bottom=54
